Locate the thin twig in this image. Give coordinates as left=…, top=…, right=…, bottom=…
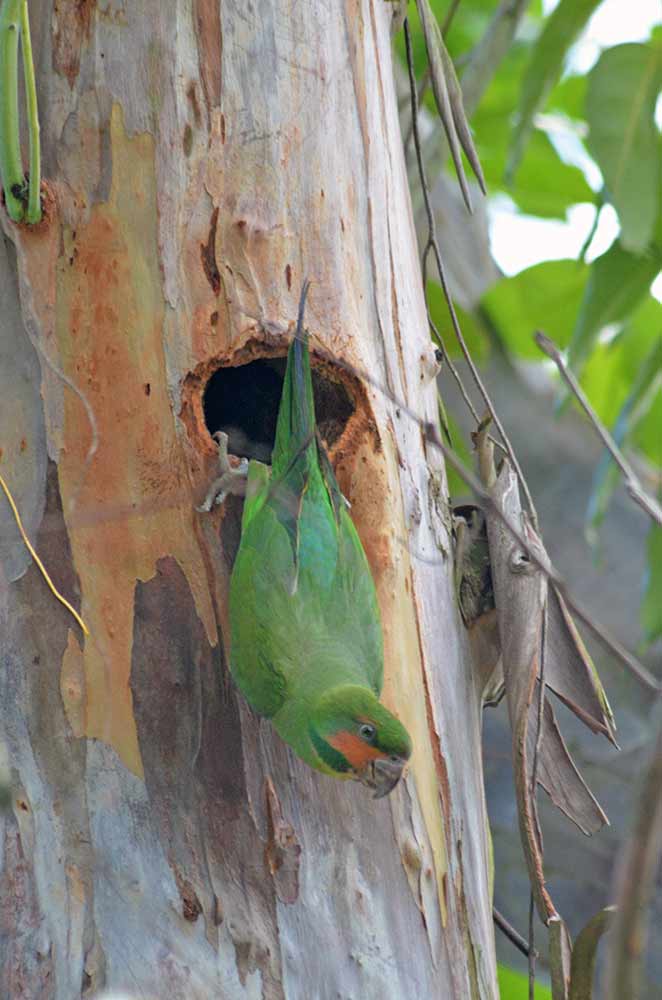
left=493, top=906, right=537, bottom=959
left=536, top=331, right=662, bottom=528
left=2, top=218, right=100, bottom=509
left=532, top=606, right=547, bottom=818
left=403, top=18, right=540, bottom=531
left=428, top=280, right=507, bottom=463
left=428, top=315, right=481, bottom=422
left=528, top=603, right=548, bottom=1000
left=0, top=471, right=90, bottom=636
left=403, top=66, right=430, bottom=154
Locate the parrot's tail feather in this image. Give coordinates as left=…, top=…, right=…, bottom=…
left=272, top=280, right=317, bottom=478
left=296, top=278, right=311, bottom=338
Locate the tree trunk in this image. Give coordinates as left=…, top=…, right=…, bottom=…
left=0, top=2, right=497, bottom=997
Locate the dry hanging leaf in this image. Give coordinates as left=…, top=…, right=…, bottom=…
left=474, top=423, right=611, bottom=922
left=545, top=585, right=616, bottom=743
left=414, top=0, right=486, bottom=212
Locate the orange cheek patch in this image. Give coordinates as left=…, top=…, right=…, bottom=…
left=328, top=731, right=385, bottom=769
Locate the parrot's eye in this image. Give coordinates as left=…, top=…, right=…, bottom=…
left=359, top=723, right=376, bottom=742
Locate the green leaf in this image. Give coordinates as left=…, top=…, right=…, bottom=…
left=473, top=49, right=593, bottom=218
left=642, top=523, right=662, bottom=646
left=510, top=130, right=594, bottom=218
left=482, top=259, right=588, bottom=359
left=586, top=43, right=662, bottom=254
left=497, top=964, right=552, bottom=999
left=548, top=73, right=587, bottom=121
left=567, top=239, right=662, bottom=373
left=508, top=0, right=603, bottom=178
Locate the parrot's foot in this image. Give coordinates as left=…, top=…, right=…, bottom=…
left=196, top=431, right=249, bottom=512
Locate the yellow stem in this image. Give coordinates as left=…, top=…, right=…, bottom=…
left=0, top=471, right=89, bottom=637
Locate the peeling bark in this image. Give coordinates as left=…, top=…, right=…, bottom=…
left=0, top=2, right=497, bottom=997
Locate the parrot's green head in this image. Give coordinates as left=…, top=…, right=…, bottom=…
left=309, top=685, right=412, bottom=797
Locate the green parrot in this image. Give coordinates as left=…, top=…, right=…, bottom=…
left=228, top=282, right=412, bottom=797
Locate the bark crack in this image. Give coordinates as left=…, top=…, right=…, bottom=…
left=201, top=207, right=221, bottom=295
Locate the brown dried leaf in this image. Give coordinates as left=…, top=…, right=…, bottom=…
left=531, top=697, right=606, bottom=836
left=475, top=426, right=609, bottom=921
left=437, top=31, right=486, bottom=195
left=546, top=585, right=617, bottom=744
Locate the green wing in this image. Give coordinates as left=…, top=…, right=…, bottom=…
left=229, top=460, right=383, bottom=715
left=229, top=290, right=383, bottom=718
left=229, top=461, right=289, bottom=718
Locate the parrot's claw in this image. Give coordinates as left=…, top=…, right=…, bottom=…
left=196, top=432, right=249, bottom=512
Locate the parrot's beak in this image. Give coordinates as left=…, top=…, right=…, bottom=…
left=359, top=755, right=408, bottom=798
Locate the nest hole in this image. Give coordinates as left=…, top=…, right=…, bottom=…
left=202, top=355, right=355, bottom=462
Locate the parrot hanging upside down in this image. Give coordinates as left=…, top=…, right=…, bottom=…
left=202, top=281, right=412, bottom=797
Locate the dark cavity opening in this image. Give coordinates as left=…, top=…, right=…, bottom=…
left=202, top=355, right=355, bottom=462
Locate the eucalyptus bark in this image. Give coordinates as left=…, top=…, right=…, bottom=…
left=0, top=2, right=497, bottom=997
